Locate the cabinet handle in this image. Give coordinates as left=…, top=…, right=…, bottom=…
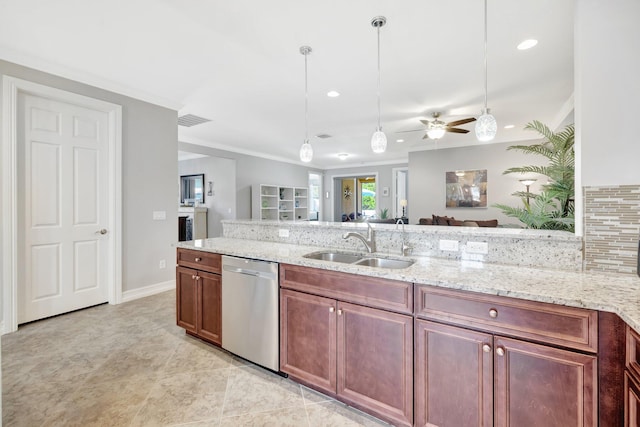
left=482, top=344, right=492, bottom=353
left=195, top=257, right=202, bottom=262
left=337, top=309, right=343, bottom=316
left=329, top=307, right=335, bottom=313
left=496, top=346, right=505, bottom=356
left=192, top=275, right=197, bottom=279
left=489, top=308, right=498, bottom=318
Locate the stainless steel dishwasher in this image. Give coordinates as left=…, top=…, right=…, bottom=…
left=221, top=255, right=279, bottom=371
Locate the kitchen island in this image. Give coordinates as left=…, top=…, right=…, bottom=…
left=176, top=234, right=640, bottom=426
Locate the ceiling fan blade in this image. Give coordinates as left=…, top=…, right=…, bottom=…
left=419, top=119, right=431, bottom=126
left=446, top=128, right=470, bottom=134
left=447, top=117, right=476, bottom=127
left=396, top=128, right=424, bottom=134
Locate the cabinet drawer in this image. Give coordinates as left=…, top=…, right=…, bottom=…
left=280, top=264, right=412, bottom=314
left=415, top=285, right=598, bottom=353
left=176, top=248, right=221, bottom=274
left=627, top=326, right=640, bottom=383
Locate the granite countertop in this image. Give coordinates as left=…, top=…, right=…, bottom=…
left=177, top=237, right=640, bottom=333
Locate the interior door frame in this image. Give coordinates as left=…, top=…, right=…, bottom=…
left=1, top=76, right=123, bottom=334
left=329, top=172, right=379, bottom=222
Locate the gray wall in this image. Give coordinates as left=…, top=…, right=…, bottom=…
left=408, top=141, right=546, bottom=226
left=576, top=0, right=640, bottom=187
left=179, top=142, right=318, bottom=219
left=0, top=59, right=178, bottom=293
left=323, top=163, right=408, bottom=221
left=178, top=156, right=237, bottom=237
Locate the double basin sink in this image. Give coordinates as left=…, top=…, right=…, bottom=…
left=303, top=251, right=414, bottom=269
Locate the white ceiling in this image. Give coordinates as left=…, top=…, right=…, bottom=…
left=0, top=0, right=574, bottom=169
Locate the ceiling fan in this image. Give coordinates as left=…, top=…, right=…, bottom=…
left=400, top=112, right=477, bottom=140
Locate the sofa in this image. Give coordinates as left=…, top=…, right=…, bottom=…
left=418, top=215, right=498, bottom=227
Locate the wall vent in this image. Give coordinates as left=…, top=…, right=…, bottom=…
left=178, top=114, right=212, bottom=127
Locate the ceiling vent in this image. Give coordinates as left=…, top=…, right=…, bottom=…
left=315, top=134, right=332, bottom=139
left=178, top=114, right=212, bottom=127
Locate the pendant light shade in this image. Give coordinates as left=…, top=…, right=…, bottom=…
left=370, top=16, right=387, bottom=154
left=299, top=46, right=313, bottom=163
left=299, top=139, right=313, bottom=162
left=475, top=0, right=497, bottom=142
left=476, top=108, right=497, bottom=142
left=371, top=130, right=387, bottom=153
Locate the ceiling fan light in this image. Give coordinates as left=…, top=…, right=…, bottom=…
left=475, top=109, right=497, bottom=142
left=426, top=128, right=446, bottom=140
left=371, top=129, right=387, bottom=153
left=299, top=140, right=313, bottom=162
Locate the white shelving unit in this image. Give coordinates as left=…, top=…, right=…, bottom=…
left=252, top=184, right=308, bottom=221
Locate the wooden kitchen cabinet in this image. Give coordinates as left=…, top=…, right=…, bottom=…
left=280, top=288, right=336, bottom=394
left=415, top=319, right=493, bottom=427
left=176, top=249, right=222, bottom=345
left=494, top=336, right=596, bottom=427
left=415, top=285, right=598, bottom=427
left=280, top=265, right=413, bottom=427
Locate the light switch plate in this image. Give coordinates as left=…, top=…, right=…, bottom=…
left=439, top=240, right=459, bottom=251
left=466, top=241, right=488, bottom=254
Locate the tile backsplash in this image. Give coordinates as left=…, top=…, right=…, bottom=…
left=584, top=185, right=640, bottom=275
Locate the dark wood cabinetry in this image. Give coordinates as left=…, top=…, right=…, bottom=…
left=415, top=319, right=493, bottom=427
left=494, top=336, right=596, bottom=427
left=176, top=249, right=222, bottom=345
left=415, top=285, right=598, bottom=427
left=280, top=265, right=413, bottom=427
left=280, top=289, right=336, bottom=394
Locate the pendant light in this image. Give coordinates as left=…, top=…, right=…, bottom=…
left=370, top=16, right=387, bottom=154
left=475, top=0, right=497, bottom=142
left=299, top=46, right=313, bottom=163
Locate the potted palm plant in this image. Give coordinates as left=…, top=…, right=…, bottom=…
left=493, top=120, right=575, bottom=232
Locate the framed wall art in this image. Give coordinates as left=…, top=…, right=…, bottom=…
left=445, top=169, right=487, bottom=208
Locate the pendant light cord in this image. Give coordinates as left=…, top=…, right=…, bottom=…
left=304, top=50, right=309, bottom=142
left=483, top=0, right=488, bottom=111
left=376, top=24, right=381, bottom=130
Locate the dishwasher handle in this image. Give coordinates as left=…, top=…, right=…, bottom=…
left=223, top=265, right=261, bottom=277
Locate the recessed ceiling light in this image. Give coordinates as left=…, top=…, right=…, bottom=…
left=337, top=153, right=349, bottom=160
left=327, top=90, right=340, bottom=97
left=517, top=39, right=538, bottom=50
left=396, top=139, right=404, bottom=143
left=504, top=124, right=515, bottom=129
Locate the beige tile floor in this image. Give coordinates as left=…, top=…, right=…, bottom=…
left=2, top=291, right=390, bottom=427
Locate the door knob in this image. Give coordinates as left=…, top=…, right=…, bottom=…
left=496, top=346, right=505, bottom=356
left=329, top=307, right=335, bottom=313
left=97, top=229, right=108, bottom=235
left=482, top=344, right=492, bottom=353
left=489, top=308, right=498, bottom=318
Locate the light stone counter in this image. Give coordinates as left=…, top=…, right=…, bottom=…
left=177, top=237, right=640, bottom=334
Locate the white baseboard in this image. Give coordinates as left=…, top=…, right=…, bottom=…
left=122, top=279, right=175, bottom=303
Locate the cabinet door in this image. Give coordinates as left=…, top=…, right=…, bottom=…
left=176, top=266, right=197, bottom=333
left=415, top=319, right=493, bottom=427
left=197, top=270, right=222, bottom=345
left=625, top=372, right=640, bottom=427
left=280, top=289, right=337, bottom=395
left=494, top=336, right=597, bottom=427
left=337, top=301, right=413, bottom=427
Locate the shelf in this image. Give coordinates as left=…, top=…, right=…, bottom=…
left=253, top=184, right=309, bottom=221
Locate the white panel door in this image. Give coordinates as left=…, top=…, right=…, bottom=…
left=19, top=93, right=109, bottom=323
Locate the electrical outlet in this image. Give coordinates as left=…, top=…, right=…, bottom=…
left=466, top=241, right=489, bottom=254
left=159, top=259, right=166, bottom=269
left=439, top=240, right=459, bottom=251
left=278, top=229, right=290, bottom=238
